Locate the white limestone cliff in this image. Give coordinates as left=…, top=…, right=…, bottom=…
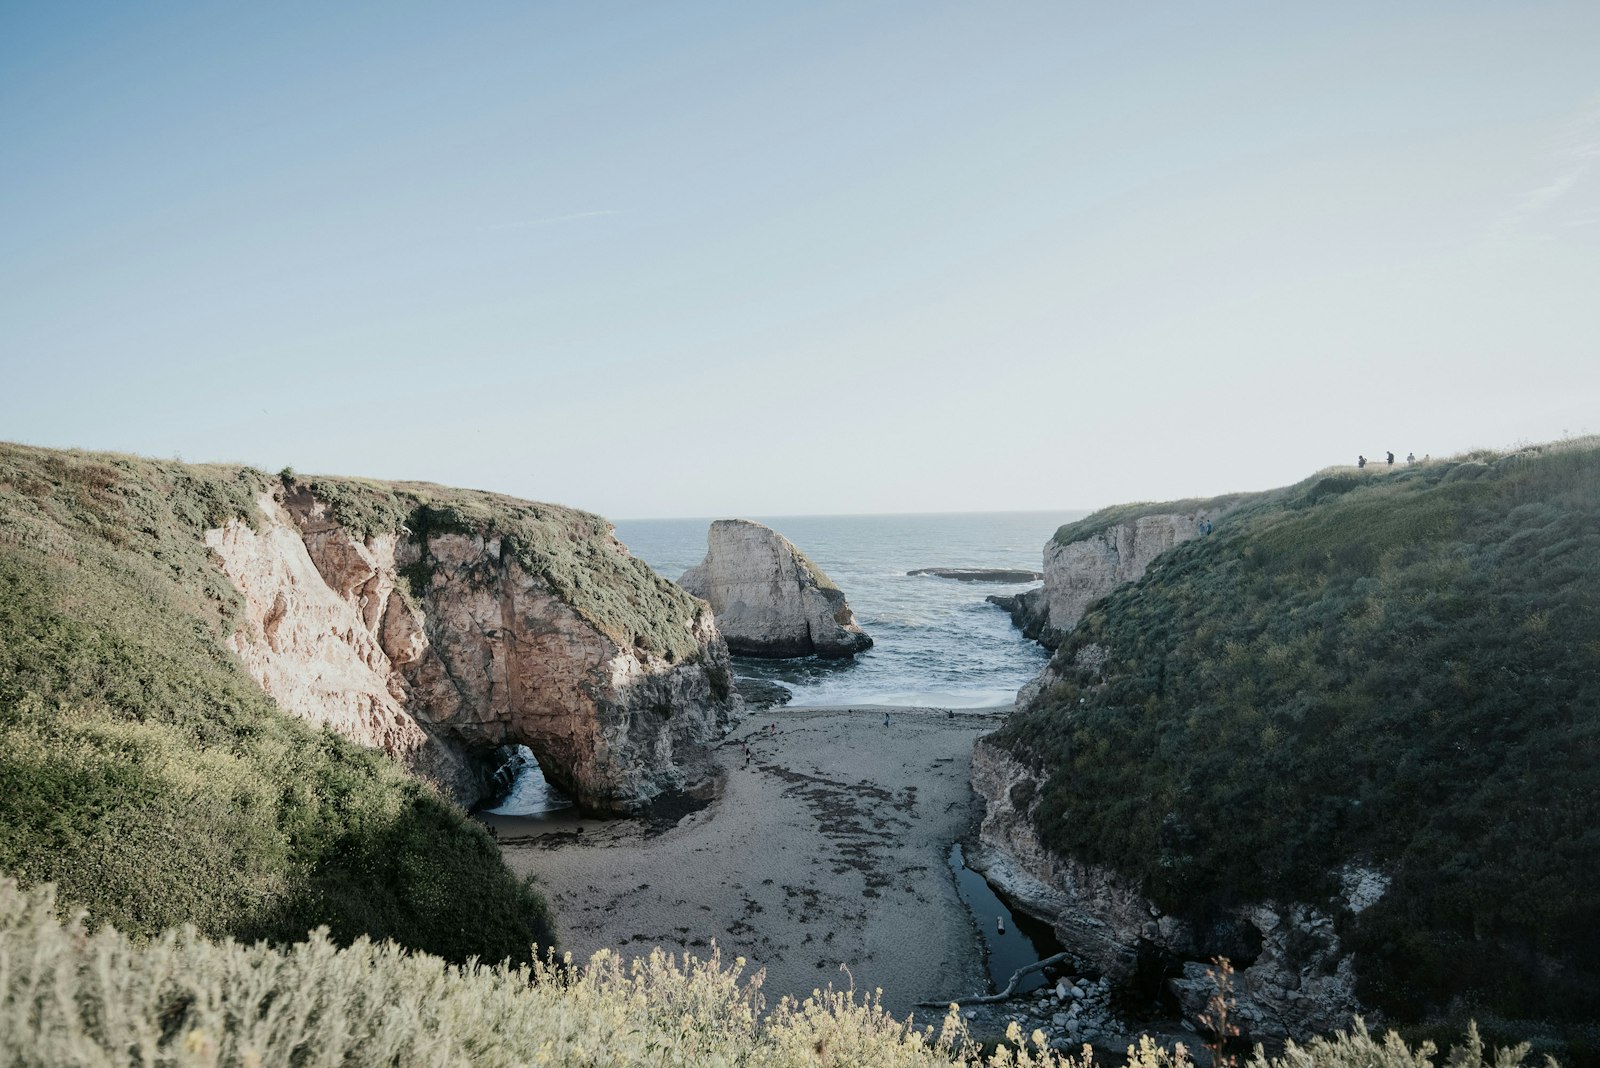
left=1005, top=511, right=1215, bottom=650
left=1008, top=510, right=1221, bottom=708
left=207, top=485, right=738, bottom=813
left=1042, top=514, right=1205, bottom=636
left=679, top=519, right=872, bottom=659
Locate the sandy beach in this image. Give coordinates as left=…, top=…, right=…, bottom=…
left=490, top=706, right=1002, bottom=1019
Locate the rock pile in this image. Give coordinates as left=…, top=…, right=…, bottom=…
left=961, top=974, right=1127, bottom=1054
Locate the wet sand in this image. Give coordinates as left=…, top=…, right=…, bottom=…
left=491, top=706, right=1001, bottom=1019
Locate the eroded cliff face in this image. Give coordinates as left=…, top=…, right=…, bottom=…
left=207, top=485, right=738, bottom=813
left=205, top=492, right=483, bottom=797
left=1002, top=512, right=1218, bottom=711
left=969, top=740, right=1371, bottom=1039
left=679, top=519, right=871, bottom=658
left=1044, top=515, right=1202, bottom=634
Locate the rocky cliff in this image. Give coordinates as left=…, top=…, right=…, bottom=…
left=999, top=504, right=1241, bottom=711
left=969, top=740, right=1369, bottom=1039
left=976, top=496, right=1371, bottom=1039
left=679, top=519, right=871, bottom=658
left=1000, top=509, right=1227, bottom=650
left=209, top=479, right=739, bottom=814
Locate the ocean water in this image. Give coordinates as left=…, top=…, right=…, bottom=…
left=613, top=510, right=1085, bottom=709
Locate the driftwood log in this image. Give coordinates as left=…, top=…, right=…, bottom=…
left=916, top=951, right=1075, bottom=1008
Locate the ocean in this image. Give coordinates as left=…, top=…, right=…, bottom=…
left=613, top=510, right=1085, bottom=709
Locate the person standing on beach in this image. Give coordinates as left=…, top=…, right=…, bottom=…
left=883, top=711, right=891, bottom=727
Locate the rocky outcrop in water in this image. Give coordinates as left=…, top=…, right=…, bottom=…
left=909, top=567, right=1043, bottom=583
left=208, top=483, right=739, bottom=814
left=986, top=588, right=1051, bottom=641
left=679, top=519, right=871, bottom=658
left=968, top=740, right=1371, bottom=1040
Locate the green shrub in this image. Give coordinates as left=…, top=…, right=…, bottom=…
left=0, top=879, right=1543, bottom=1068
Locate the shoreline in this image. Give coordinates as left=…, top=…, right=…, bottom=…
left=493, top=706, right=1002, bottom=1019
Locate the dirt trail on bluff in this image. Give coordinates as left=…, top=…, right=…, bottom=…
left=493, top=707, right=997, bottom=1019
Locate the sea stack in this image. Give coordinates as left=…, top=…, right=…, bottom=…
left=679, top=519, right=872, bottom=659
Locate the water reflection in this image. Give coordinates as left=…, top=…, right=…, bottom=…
left=949, top=843, right=1066, bottom=993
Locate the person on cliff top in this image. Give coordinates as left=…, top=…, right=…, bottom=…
left=1407, top=452, right=1416, bottom=465
left=1358, top=455, right=1367, bottom=468
left=1387, top=451, right=1395, bottom=465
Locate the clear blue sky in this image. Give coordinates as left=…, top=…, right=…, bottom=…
left=2, top=3, right=1596, bottom=518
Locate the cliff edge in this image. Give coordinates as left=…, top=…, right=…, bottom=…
left=997, top=496, right=1250, bottom=651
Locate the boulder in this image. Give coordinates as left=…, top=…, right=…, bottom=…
left=679, top=519, right=872, bottom=659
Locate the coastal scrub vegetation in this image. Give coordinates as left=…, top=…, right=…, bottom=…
left=993, top=439, right=1600, bottom=1056
left=0, top=442, right=553, bottom=963
left=0, top=879, right=1549, bottom=1068
left=292, top=472, right=708, bottom=661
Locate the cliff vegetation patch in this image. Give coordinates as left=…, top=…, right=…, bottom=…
left=994, top=439, right=1600, bottom=1055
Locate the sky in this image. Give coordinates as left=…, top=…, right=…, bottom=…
left=2, top=2, right=1597, bottom=519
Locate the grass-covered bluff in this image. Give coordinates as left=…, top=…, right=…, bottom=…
left=0, top=442, right=558, bottom=962
left=292, top=471, right=712, bottom=664
left=1047, top=491, right=1261, bottom=550
left=0, top=878, right=1550, bottom=1068
left=992, top=440, right=1600, bottom=1055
